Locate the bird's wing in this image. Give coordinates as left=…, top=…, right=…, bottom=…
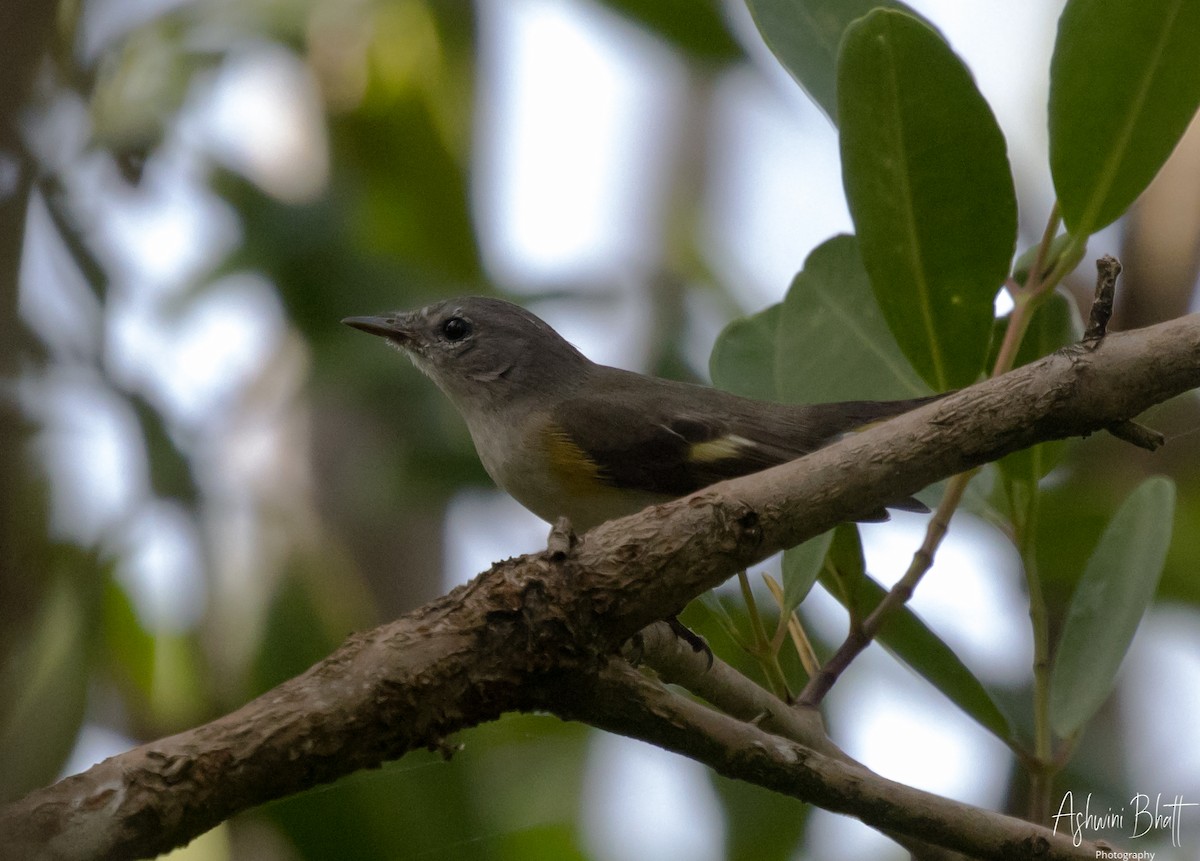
left=551, top=377, right=937, bottom=516
left=549, top=392, right=824, bottom=497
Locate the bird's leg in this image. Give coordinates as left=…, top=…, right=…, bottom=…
left=546, top=516, right=577, bottom=558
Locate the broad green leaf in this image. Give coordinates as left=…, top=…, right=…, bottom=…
left=1049, top=0, right=1200, bottom=238
left=710, top=236, right=931, bottom=405
left=776, top=235, right=929, bottom=403
left=819, top=524, right=1013, bottom=741
left=710, top=302, right=781, bottom=401
left=838, top=10, right=1017, bottom=390
left=1050, top=477, right=1176, bottom=737
left=992, top=292, right=1082, bottom=482
left=780, top=528, right=836, bottom=614
left=744, top=0, right=920, bottom=122
left=599, top=0, right=742, bottom=62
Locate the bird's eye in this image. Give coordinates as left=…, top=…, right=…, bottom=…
left=441, top=316, right=472, bottom=342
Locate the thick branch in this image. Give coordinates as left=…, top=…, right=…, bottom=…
left=5, top=314, right=1199, bottom=859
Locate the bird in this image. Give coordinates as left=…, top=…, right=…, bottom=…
left=343, top=296, right=936, bottom=533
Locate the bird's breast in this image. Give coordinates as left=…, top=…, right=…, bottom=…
left=464, top=410, right=665, bottom=532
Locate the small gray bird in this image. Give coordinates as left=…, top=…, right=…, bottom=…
left=344, top=297, right=935, bottom=531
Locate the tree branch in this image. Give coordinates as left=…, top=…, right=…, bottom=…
left=6, top=313, right=1199, bottom=860
left=637, top=623, right=974, bottom=860
left=574, top=658, right=1096, bottom=861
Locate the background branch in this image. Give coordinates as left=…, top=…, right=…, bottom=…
left=638, top=623, right=974, bottom=860
left=574, top=659, right=1098, bottom=861
left=5, top=313, right=1199, bottom=860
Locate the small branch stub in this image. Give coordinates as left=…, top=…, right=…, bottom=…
left=1106, top=419, right=1165, bottom=451
left=1084, top=255, right=1121, bottom=342
left=1082, top=255, right=1165, bottom=452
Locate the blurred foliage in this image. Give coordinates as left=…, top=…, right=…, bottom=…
left=710, top=0, right=1200, bottom=842
left=1, top=0, right=1199, bottom=859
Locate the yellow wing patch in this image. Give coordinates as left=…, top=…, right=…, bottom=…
left=687, top=434, right=754, bottom=463
left=542, top=424, right=605, bottom=494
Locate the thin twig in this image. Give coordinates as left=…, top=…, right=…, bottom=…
left=797, top=469, right=976, bottom=707
left=762, top=573, right=821, bottom=677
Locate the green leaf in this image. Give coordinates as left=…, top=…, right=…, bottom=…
left=696, top=590, right=743, bottom=644
left=776, top=235, right=929, bottom=403
left=710, top=236, right=930, bottom=406
left=1049, top=0, right=1200, bottom=238
left=0, top=554, right=96, bottom=800
left=993, top=292, right=1082, bottom=482
left=710, top=302, right=781, bottom=401
left=819, top=524, right=1014, bottom=741
left=744, top=0, right=921, bottom=122
left=598, top=0, right=742, bottom=63
left=710, top=770, right=810, bottom=861
left=838, top=10, right=1017, bottom=390
left=1050, top=476, right=1176, bottom=737
left=493, top=824, right=590, bottom=861
left=780, top=529, right=836, bottom=615
left=1012, top=233, right=1079, bottom=287
left=129, top=394, right=198, bottom=503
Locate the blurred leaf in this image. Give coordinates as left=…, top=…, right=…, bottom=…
left=1050, top=476, right=1176, bottom=737
left=265, top=713, right=588, bottom=861
left=213, top=25, right=494, bottom=503
left=89, top=22, right=205, bottom=158
left=104, top=580, right=208, bottom=732
left=128, top=393, right=197, bottom=503
left=744, top=0, right=921, bottom=122
left=838, top=10, right=1016, bottom=390
left=780, top=529, right=835, bottom=615
left=776, top=234, right=929, bottom=403
left=819, top=524, right=1014, bottom=741
left=819, top=523, right=867, bottom=613
left=710, top=302, right=781, bottom=400
left=467, top=714, right=590, bottom=835
left=253, top=554, right=371, bottom=694
left=492, top=824, right=588, bottom=861
left=264, top=749, right=487, bottom=861
left=1012, top=233, right=1078, bottom=287
left=103, top=578, right=156, bottom=701
left=993, top=292, right=1082, bottom=481
left=710, top=770, right=809, bottom=861
left=1162, top=480, right=1200, bottom=605
left=0, top=550, right=98, bottom=801
left=599, top=0, right=742, bottom=62
left=337, top=98, right=481, bottom=282
left=1033, top=464, right=1126, bottom=608
left=220, top=17, right=485, bottom=341
left=1049, top=0, right=1200, bottom=238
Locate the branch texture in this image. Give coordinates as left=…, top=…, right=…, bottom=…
left=5, top=314, right=1199, bottom=860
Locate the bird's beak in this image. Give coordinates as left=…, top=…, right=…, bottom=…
left=341, top=315, right=414, bottom=345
